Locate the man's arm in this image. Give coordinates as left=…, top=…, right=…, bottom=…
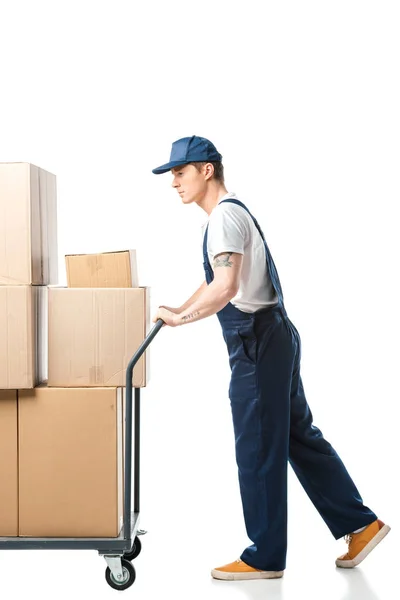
left=178, top=280, right=208, bottom=312
left=159, top=281, right=208, bottom=314
left=174, top=251, right=243, bottom=325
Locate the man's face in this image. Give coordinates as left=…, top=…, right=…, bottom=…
left=171, top=164, right=207, bottom=204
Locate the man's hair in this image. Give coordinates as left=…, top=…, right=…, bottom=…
left=190, top=161, right=225, bottom=183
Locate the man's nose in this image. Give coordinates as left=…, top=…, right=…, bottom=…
left=171, top=178, right=179, bottom=188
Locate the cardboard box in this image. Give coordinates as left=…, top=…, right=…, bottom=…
left=0, top=162, right=58, bottom=285
left=0, top=391, right=18, bottom=536
left=0, top=286, right=47, bottom=389
left=48, top=287, right=150, bottom=387
left=66, top=250, right=139, bottom=288
left=18, top=386, right=123, bottom=537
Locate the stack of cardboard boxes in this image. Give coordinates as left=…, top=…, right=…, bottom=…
left=0, top=163, right=150, bottom=539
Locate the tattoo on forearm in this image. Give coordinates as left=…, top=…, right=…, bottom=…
left=181, top=311, right=200, bottom=323
left=213, top=252, right=233, bottom=268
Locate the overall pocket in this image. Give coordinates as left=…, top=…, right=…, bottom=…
left=237, top=323, right=258, bottom=364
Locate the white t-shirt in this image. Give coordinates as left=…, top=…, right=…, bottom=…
left=202, top=192, right=278, bottom=313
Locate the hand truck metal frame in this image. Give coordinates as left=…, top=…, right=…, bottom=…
left=0, top=318, right=164, bottom=591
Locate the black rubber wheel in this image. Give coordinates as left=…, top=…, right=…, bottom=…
left=105, top=558, right=136, bottom=590
left=123, top=536, right=142, bottom=561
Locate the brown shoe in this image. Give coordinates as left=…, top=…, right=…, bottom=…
left=336, top=519, right=391, bottom=568
left=211, top=558, right=284, bottom=581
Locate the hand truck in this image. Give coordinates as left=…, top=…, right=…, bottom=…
left=0, top=318, right=165, bottom=591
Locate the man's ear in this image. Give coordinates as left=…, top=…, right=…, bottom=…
left=204, top=163, right=214, bottom=180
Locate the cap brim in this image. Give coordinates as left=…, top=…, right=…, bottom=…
left=152, top=160, right=189, bottom=175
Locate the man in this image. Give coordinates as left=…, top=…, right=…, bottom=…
left=151, top=135, right=390, bottom=581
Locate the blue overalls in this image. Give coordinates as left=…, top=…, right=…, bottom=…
left=203, top=198, right=377, bottom=571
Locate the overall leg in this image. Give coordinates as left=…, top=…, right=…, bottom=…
left=287, top=320, right=377, bottom=539
left=226, top=313, right=295, bottom=571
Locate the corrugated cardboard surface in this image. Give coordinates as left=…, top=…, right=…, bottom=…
left=65, top=250, right=139, bottom=288
left=48, top=287, right=149, bottom=387
left=18, top=386, right=123, bottom=537
left=0, top=286, right=47, bottom=389
left=0, top=162, right=58, bottom=285
left=0, top=391, right=18, bottom=536
left=34, top=285, right=48, bottom=383
left=34, top=164, right=58, bottom=285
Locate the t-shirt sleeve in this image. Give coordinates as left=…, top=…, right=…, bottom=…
left=207, top=204, right=249, bottom=261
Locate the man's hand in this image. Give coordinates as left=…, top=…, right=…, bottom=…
left=152, top=306, right=179, bottom=327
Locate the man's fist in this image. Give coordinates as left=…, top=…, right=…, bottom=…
left=152, top=306, right=180, bottom=327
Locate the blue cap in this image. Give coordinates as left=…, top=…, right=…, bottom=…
left=152, top=135, right=222, bottom=174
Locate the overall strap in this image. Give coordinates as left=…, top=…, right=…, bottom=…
left=219, top=198, right=285, bottom=306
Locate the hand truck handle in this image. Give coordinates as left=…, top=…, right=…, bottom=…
left=125, top=318, right=164, bottom=385
left=123, top=318, right=164, bottom=541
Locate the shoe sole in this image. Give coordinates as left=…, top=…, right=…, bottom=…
left=211, top=569, right=284, bottom=581
left=335, top=524, right=391, bottom=568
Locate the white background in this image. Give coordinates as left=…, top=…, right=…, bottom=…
left=0, top=1, right=399, bottom=599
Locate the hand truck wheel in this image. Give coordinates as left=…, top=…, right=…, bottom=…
left=123, top=536, right=142, bottom=561
left=105, top=558, right=136, bottom=590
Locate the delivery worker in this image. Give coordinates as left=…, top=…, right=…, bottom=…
left=151, top=135, right=390, bottom=581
